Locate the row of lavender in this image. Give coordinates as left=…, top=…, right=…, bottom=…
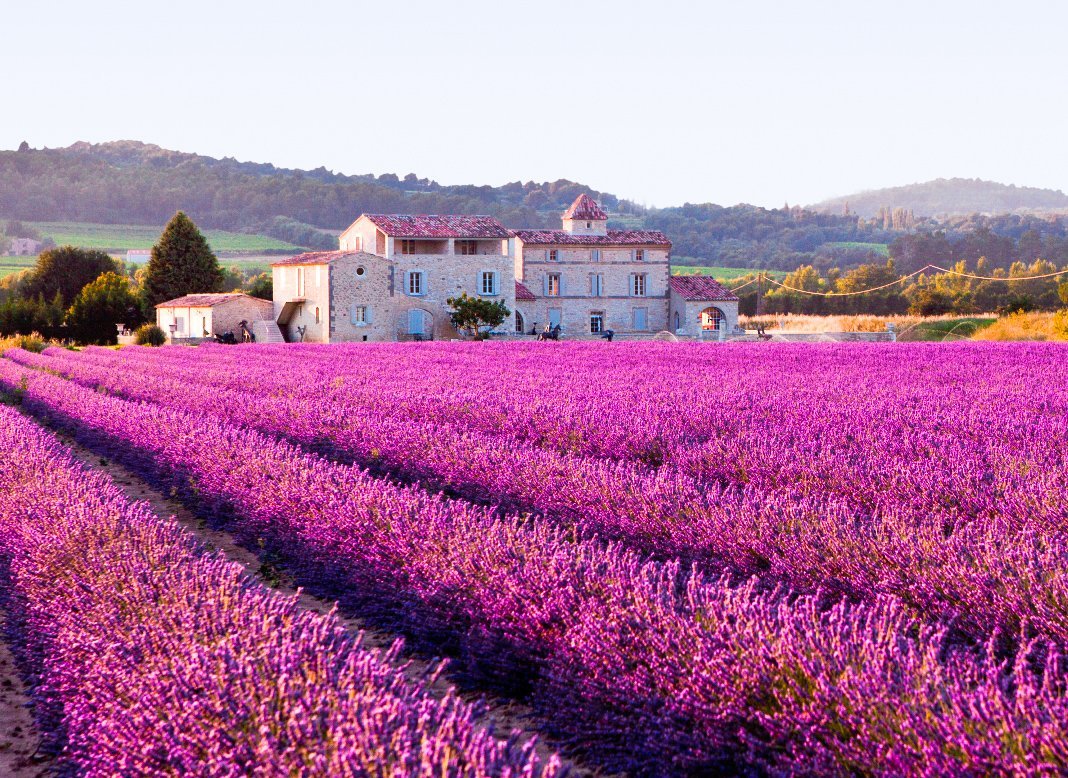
left=1, top=357, right=1065, bottom=774
left=0, top=403, right=555, bottom=776
left=18, top=343, right=1068, bottom=650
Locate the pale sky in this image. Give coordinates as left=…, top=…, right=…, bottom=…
left=6, top=0, right=1068, bottom=209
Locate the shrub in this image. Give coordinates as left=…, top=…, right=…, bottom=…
left=0, top=332, right=47, bottom=355
left=133, top=324, right=167, bottom=346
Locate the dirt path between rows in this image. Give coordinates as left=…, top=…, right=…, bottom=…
left=0, top=613, right=50, bottom=776
left=58, top=434, right=590, bottom=776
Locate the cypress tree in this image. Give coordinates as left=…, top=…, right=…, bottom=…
left=142, top=212, right=224, bottom=307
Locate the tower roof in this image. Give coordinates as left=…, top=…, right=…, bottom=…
left=563, top=194, right=608, bottom=221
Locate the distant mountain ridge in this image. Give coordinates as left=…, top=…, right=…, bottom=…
left=810, top=178, right=1068, bottom=218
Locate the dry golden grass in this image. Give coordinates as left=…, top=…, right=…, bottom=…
left=973, top=311, right=1068, bottom=342
left=741, top=313, right=996, bottom=334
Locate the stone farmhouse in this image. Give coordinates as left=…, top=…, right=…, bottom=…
left=155, top=293, right=274, bottom=342
left=8, top=238, right=42, bottom=256
left=153, top=194, right=740, bottom=343
left=512, top=194, right=674, bottom=335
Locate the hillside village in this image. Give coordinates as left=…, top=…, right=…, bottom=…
left=154, top=194, right=742, bottom=343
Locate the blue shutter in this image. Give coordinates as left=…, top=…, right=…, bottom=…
left=365, top=306, right=373, bottom=324
left=543, top=275, right=549, bottom=296
left=349, top=303, right=357, bottom=325
left=492, top=271, right=500, bottom=295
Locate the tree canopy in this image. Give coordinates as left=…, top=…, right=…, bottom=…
left=142, top=212, right=224, bottom=307
left=447, top=293, right=510, bottom=339
left=23, top=246, right=117, bottom=307
left=66, top=272, right=143, bottom=345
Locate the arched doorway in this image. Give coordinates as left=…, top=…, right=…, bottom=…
left=700, top=307, right=725, bottom=332
left=408, top=308, right=432, bottom=339
left=515, top=311, right=525, bottom=333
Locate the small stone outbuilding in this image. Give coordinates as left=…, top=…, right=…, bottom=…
left=155, top=293, right=274, bottom=342
left=668, top=276, right=741, bottom=338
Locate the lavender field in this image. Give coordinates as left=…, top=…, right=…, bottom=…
left=1, top=341, right=1067, bottom=776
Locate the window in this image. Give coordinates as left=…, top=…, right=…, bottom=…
left=356, top=266, right=366, bottom=277
left=631, top=273, right=647, bottom=297
left=549, top=249, right=559, bottom=262
left=633, top=307, right=648, bottom=331
left=547, top=273, right=561, bottom=296
left=480, top=271, right=499, bottom=296
left=635, top=249, right=645, bottom=262
left=352, top=305, right=367, bottom=325
left=590, top=273, right=604, bottom=297
left=586, top=221, right=591, bottom=229
left=515, top=311, right=525, bottom=333
left=315, top=307, right=320, bottom=324
left=590, top=312, right=604, bottom=333
left=457, top=240, right=478, bottom=255
left=591, top=249, right=602, bottom=262
left=401, top=239, right=418, bottom=255
left=296, top=268, right=305, bottom=297
left=407, top=271, right=425, bottom=295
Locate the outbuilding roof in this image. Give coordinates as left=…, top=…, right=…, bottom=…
left=363, top=214, right=511, bottom=239
left=515, top=281, right=536, bottom=301
left=271, top=250, right=372, bottom=266
left=512, top=229, right=671, bottom=247
left=563, top=194, right=608, bottom=221
left=668, top=275, right=740, bottom=302
left=155, top=293, right=270, bottom=309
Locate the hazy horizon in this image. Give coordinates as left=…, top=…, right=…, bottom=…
left=7, top=0, right=1068, bottom=209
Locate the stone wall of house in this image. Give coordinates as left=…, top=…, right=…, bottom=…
left=669, top=293, right=740, bottom=338
left=157, top=305, right=211, bottom=340
left=339, top=217, right=382, bottom=254
left=390, top=250, right=515, bottom=340
left=328, top=253, right=395, bottom=342
left=212, top=296, right=275, bottom=339
left=518, top=243, right=671, bottom=335
left=273, top=262, right=332, bottom=343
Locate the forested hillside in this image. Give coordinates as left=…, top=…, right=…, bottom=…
left=6, top=141, right=1068, bottom=272
left=811, top=178, right=1068, bottom=218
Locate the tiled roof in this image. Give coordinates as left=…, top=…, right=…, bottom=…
left=515, top=281, right=536, bottom=301
left=669, top=275, right=740, bottom=302
left=513, top=229, right=671, bottom=247
left=271, top=250, right=370, bottom=266
left=563, top=194, right=608, bottom=221
left=155, top=293, right=270, bottom=308
left=364, top=214, right=511, bottom=238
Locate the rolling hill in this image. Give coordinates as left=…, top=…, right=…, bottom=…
left=811, top=178, right=1068, bottom=218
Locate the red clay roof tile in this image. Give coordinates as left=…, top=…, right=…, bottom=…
left=515, top=281, right=536, bottom=301
left=155, top=293, right=271, bottom=308
left=364, top=214, right=510, bottom=238
left=513, top=229, right=671, bottom=247
left=669, top=275, right=740, bottom=302
left=563, top=194, right=608, bottom=221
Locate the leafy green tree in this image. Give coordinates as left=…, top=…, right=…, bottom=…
left=23, top=246, right=117, bottom=307
left=142, top=212, right=223, bottom=307
left=0, top=293, right=65, bottom=338
left=245, top=272, right=273, bottom=300
left=1058, top=281, right=1068, bottom=307
left=66, top=272, right=142, bottom=345
left=446, top=293, right=510, bottom=339
left=907, top=288, right=953, bottom=316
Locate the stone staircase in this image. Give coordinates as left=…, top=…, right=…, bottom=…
left=253, top=320, right=286, bottom=344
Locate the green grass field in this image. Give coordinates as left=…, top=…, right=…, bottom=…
left=897, top=317, right=996, bottom=342
left=29, top=222, right=302, bottom=253
left=822, top=241, right=890, bottom=256
left=0, top=256, right=35, bottom=279
left=671, top=263, right=786, bottom=281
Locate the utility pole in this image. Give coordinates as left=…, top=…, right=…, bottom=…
left=756, top=271, right=765, bottom=317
